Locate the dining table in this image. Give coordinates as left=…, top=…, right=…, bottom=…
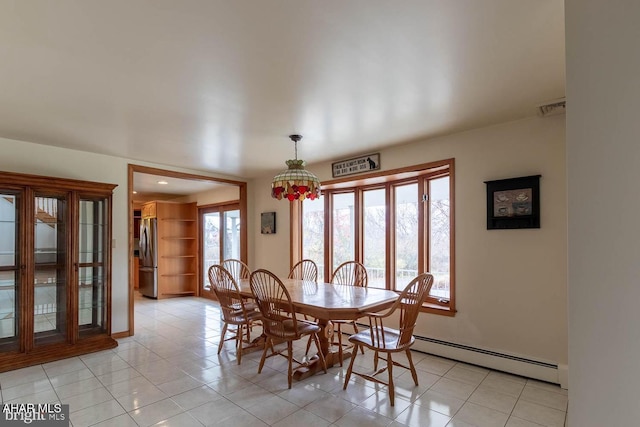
left=237, top=278, right=398, bottom=380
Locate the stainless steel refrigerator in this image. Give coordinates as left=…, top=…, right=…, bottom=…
left=139, top=217, right=158, bottom=298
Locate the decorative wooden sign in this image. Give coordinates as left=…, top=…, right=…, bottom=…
left=332, top=153, right=381, bottom=178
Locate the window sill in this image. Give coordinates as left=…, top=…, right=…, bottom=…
left=421, top=302, right=456, bottom=317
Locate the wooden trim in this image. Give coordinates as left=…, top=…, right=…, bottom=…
left=354, top=189, right=363, bottom=263
left=197, top=199, right=245, bottom=296
left=324, top=194, right=332, bottom=280
left=22, top=187, right=32, bottom=354
left=127, top=165, right=135, bottom=337
left=130, top=165, right=245, bottom=187
left=448, top=159, right=456, bottom=313
left=239, top=183, right=248, bottom=265
left=0, top=170, right=116, bottom=192
left=419, top=176, right=427, bottom=278
left=70, top=191, right=79, bottom=345
left=386, top=183, right=394, bottom=290
left=111, top=331, right=131, bottom=339
left=321, top=158, right=453, bottom=189
left=198, top=201, right=240, bottom=210
left=289, top=201, right=302, bottom=270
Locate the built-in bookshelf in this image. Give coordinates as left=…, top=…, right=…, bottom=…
left=142, top=201, right=197, bottom=298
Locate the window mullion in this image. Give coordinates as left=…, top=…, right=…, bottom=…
left=354, top=188, right=363, bottom=263
left=386, top=183, right=394, bottom=290
left=419, top=178, right=427, bottom=275
left=324, top=191, right=332, bottom=281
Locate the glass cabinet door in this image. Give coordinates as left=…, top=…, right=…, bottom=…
left=33, top=194, right=68, bottom=346
left=78, top=197, right=108, bottom=336
left=0, top=191, right=20, bottom=352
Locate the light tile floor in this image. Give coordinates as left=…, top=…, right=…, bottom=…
left=0, top=294, right=568, bottom=427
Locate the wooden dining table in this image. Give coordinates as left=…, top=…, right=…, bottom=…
left=237, top=278, right=398, bottom=379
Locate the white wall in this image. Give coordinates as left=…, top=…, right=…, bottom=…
left=1, top=114, right=568, bottom=381
left=250, top=115, right=568, bottom=370
left=566, top=0, right=640, bottom=424
left=0, top=136, right=242, bottom=334
left=172, top=185, right=240, bottom=205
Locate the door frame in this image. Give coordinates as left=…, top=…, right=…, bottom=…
left=126, top=164, right=247, bottom=337
left=199, top=201, right=243, bottom=300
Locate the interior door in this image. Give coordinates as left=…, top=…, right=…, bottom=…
left=200, top=203, right=241, bottom=297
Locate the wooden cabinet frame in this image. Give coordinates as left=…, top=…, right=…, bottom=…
left=0, top=170, right=117, bottom=372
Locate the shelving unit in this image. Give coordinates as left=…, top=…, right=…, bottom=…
left=142, top=201, right=197, bottom=299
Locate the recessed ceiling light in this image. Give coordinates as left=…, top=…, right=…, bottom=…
left=157, top=180, right=168, bottom=185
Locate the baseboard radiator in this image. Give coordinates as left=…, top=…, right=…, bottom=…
left=411, top=335, right=564, bottom=386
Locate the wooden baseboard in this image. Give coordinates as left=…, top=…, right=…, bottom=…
left=111, top=331, right=131, bottom=339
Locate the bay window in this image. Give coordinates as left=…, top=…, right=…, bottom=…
left=297, top=158, right=455, bottom=315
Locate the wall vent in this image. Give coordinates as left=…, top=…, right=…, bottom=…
left=537, top=97, right=566, bottom=117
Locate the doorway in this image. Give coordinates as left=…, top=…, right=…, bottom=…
left=127, top=164, right=247, bottom=336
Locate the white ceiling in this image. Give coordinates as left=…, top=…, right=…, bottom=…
left=0, top=1, right=565, bottom=179
left=132, top=172, right=229, bottom=200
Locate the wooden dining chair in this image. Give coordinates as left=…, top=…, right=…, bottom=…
left=330, top=261, right=368, bottom=365
left=288, top=259, right=318, bottom=321
left=221, top=258, right=251, bottom=282
left=207, top=265, right=262, bottom=365
left=288, top=259, right=318, bottom=282
left=249, top=269, right=327, bottom=389
left=331, top=260, right=368, bottom=287
left=342, top=273, right=434, bottom=406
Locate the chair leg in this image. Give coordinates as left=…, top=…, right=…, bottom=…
left=337, top=323, right=344, bottom=366
left=218, top=322, right=228, bottom=354
left=343, top=341, right=359, bottom=390
left=352, top=322, right=364, bottom=354
left=305, top=334, right=313, bottom=356
left=258, top=337, right=270, bottom=374
left=236, top=325, right=243, bottom=365
left=406, top=349, right=418, bottom=385
left=373, top=350, right=379, bottom=371
left=304, top=317, right=318, bottom=356
left=287, top=341, right=294, bottom=389
left=312, top=333, right=327, bottom=373
left=387, top=352, right=395, bottom=406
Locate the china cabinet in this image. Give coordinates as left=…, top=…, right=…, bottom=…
left=0, top=171, right=117, bottom=371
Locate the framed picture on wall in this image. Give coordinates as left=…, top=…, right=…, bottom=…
left=485, top=175, right=541, bottom=229
left=261, top=212, right=276, bottom=234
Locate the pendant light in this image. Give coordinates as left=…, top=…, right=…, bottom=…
left=271, top=134, right=321, bottom=201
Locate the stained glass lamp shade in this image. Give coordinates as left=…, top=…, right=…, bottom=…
left=271, top=135, right=321, bottom=201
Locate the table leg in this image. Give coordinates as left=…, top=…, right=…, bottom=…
left=292, top=319, right=355, bottom=380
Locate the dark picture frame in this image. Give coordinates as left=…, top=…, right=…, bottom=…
left=261, top=212, right=276, bottom=234
left=485, top=175, right=541, bottom=230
